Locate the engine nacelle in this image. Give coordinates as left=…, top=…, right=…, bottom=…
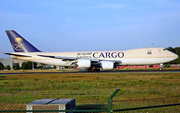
left=101, top=61, right=114, bottom=70
left=77, top=59, right=91, bottom=68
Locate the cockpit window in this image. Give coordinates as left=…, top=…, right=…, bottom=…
left=163, top=49, right=167, bottom=50
left=147, top=52, right=152, bottom=55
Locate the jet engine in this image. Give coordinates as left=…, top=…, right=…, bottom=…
left=101, top=61, right=114, bottom=70
left=77, top=59, right=91, bottom=68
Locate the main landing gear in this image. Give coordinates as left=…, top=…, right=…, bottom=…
left=159, top=63, right=163, bottom=71
left=85, top=68, right=100, bottom=72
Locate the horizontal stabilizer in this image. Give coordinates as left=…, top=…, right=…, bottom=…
left=4, top=53, right=31, bottom=57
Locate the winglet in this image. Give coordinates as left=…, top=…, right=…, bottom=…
left=6, top=30, right=40, bottom=52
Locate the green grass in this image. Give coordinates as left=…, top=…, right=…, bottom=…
left=0, top=73, right=180, bottom=112
left=0, top=73, right=180, bottom=92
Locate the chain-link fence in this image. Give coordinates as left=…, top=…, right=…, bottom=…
left=112, top=87, right=180, bottom=112
left=0, top=90, right=112, bottom=112
left=0, top=87, right=180, bottom=112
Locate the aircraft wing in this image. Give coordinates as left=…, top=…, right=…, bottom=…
left=37, top=55, right=77, bottom=61
left=37, top=55, right=122, bottom=66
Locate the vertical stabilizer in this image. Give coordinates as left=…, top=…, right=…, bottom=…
left=6, top=30, right=40, bottom=52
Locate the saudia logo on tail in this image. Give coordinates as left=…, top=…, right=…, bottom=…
left=12, top=37, right=23, bottom=51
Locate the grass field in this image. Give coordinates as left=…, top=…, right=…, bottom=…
left=0, top=72, right=180, bottom=91
left=0, top=72, right=180, bottom=112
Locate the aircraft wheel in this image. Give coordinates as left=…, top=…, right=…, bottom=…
left=159, top=68, right=162, bottom=71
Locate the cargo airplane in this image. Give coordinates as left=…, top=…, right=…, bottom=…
left=4, top=30, right=178, bottom=72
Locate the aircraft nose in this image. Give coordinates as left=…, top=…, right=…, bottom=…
left=171, top=52, right=179, bottom=60
left=175, top=54, right=179, bottom=59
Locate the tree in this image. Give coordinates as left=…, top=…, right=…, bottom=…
left=21, top=62, right=28, bottom=69
left=0, top=62, right=4, bottom=70
left=6, top=65, right=11, bottom=70
left=21, top=61, right=37, bottom=70
left=174, top=47, right=180, bottom=64
left=27, top=61, right=32, bottom=69
left=166, top=47, right=180, bottom=64
left=53, top=65, right=56, bottom=69
left=13, top=64, right=20, bottom=70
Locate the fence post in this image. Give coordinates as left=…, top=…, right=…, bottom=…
left=108, top=89, right=120, bottom=113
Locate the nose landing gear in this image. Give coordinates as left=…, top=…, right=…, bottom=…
left=159, top=64, right=163, bottom=71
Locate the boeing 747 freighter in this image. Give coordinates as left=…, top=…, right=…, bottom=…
left=4, top=30, right=178, bottom=71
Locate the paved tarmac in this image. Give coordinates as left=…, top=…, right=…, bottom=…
left=0, top=69, right=180, bottom=75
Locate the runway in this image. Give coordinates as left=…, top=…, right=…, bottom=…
left=0, top=69, right=180, bottom=75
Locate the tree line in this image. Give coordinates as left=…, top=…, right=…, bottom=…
left=0, top=61, right=56, bottom=70
left=0, top=61, right=38, bottom=70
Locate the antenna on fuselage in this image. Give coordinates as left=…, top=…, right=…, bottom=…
left=151, top=43, right=154, bottom=47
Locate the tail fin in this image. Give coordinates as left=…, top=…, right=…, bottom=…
left=6, top=30, right=40, bottom=52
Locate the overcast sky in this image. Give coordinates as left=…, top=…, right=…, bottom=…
left=0, top=0, right=180, bottom=58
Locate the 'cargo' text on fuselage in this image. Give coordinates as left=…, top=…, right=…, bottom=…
left=93, top=52, right=124, bottom=59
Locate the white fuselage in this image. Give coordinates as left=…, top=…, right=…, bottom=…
left=10, top=47, right=178, bottom=67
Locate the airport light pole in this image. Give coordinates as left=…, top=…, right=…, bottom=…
left=11, top=58, right=13, bottom=70
left=32, top=62, right=34, bottom=70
